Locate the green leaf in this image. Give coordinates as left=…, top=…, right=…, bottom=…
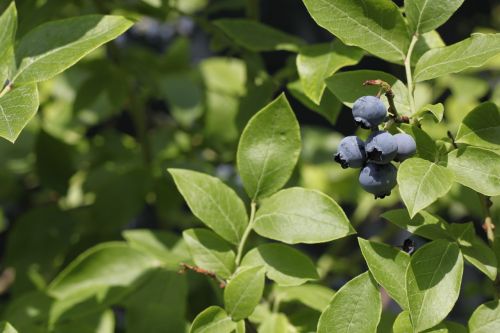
left=393, top=311, right=467, bottom=333
left=275, top=284, right=335, bottom=312
left=414, top=33, right=500, bottom=82
left=392, top=311, right=412, bottom=333
left=302, top=0, right=409, bottom=63
left=258, top=313, right=291, bottom=333
left=168, top=168, right=248, bottom=244
left=190, top=306, right=237, bottom=333
left=468, top=300, right=500, bottom=333
left=214, top=19, right=304, bottom=52
left=0, top=83, right=39, bottom=142
left=416, top=103, right=445, bottom=123
left=287, top=80, right=342, bottom=125
left=318, top=272, right=381, bottom=333
left=400, top=124, right=439, bottom=162
left=253, top=187, right=355, bottom=244
left=406, top=240, right=464, bottom=332
left=456, top=102, right=500, bottom=150
left=326, top=70, right=411, bottom=116
left=382, top=209, right=454, bottom=240
left=405, top=0, right=464, bottom=34
left=0, top=322, right=17, bottom=333
left=296, top=40, right=363, bottom=104
left=358, top=238, right=410, bottom=309
left=224, top=266, right=266, bottom=321
left=13, top=15, right=134, bottom=84
left=0, top=2, right=17, bottom=82
left=183, top=228, right=235, bottom=279
left=240, top=243, right=318, bottom=286
left=447, top=147, right=500, bottom=196
left=47, top=242, right=157, bottom=300
left=397, top=158, right=454, bottom=218
left=237, top=94, right=301, bottom=200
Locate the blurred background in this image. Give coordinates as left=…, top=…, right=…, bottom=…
left=0, top=0, right=499, bottom=331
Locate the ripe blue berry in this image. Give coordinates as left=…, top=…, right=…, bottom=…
left=352, top=96, right=387, bottom=129
left=365, top=131, right=398, bottom=164
left=359, top=163, right=397, bottom=198
left=394, top=133, right=417, bottom=162
left=334, top=136, right=366, bottom=169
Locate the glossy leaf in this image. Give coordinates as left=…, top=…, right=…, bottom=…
left=296, top=40, right=363, bottom=104
left=183, top=228, right=235, bottom=279
left=405, top=0, right=464, bottom=34
left=397, top=158, right=454, bottom=218
left=168, top=168, right=248, bottom=244
left=358, top=238, right=410, bottom=309
left=0, top=84, right=39, bottom=142
left=406, top=240, right=463, bottom=332
left=447, top=147, right=500, bottom=196
left=13, top=15, right=133, bottom=84
left=468, top=300, right=500, bottom=333
left=253, top=187, right=355, bottom=244
left=237, top=94, right=301, bottom=200
left=214, top=19, right=304, bottom=52
left=326, top=70, right=411, bottom=116
left=318, top=272, right=381, bottom=333
left=47, top=242, right=157, bottom=300
left=224, top=266, right=266, bottom=321
left=414, top=33, right=500, bottom=82
left=275, top=284, right=335, bottom=312
left=456, top=102, right=500, bottom=150
left=240, top=243, right=318, bottom=286
left=190, top=306, right=237, bottom=333
left=302, top=0, right=409, bottom=63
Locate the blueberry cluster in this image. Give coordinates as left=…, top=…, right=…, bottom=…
left=334, top=96, right=416, bottom=198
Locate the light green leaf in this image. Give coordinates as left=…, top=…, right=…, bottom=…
left=214, top=19, right=304, bottom=52
left=413, top=30, right=446, bottom=66
left=168, top=168, right=248, bottom=244
left=224, top=266, right=266, bottom=321
left=275, top=284, right=335, bottom=312
left=47, top=242, right=158, bottom=300
left=468, top=300, right=500, bottom=333
left=447, top=147, right=500, bottom=196
left=392, top=311, right=412, bottom=333
left=253, top=187, right=355, bottom=244
left=398, top=158, right=454, bottom=217
left=382, top=209, right=454, bottom=240
left=258, top=313, right=291, bottom=333
left=400, top=124, right=439, bottom=162
left=183, top=228, right=235, bottom=279
left=416, top=103, right=444, bottom=123
left=302, top=0, right=409, bottom=63
left=405, top=0, right=464, bottom=34
left=190, top=306, right=237, bottom=333
left=406, top=240, right=463, bottom=332
left=296, top=40, right=363, bottom=104
left=358, top=238, right=410, bottom=310
left=318, top=272, right=381, bottom=333
left=237, top=94, right=301, bottom=200
left=394, top=312, right=467, bottom=333
left=456, top=102, right=500, bottom=150
left=0, top=322, right=17, bottom=333
left=13, top=15, right=134, bottom=84
left=0, top=2, right=17, bottom=83
left=414, top=33, right=500, bottom=82
left=0, top=83, right=39, bottom=142
left=287, top=80, right=342, bottom=125
left=326, top=70, right=411, bottom=116
left=240, top=243, right=318, bottom=286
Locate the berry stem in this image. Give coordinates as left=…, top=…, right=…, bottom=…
left=364, top=80, right=409, bottom=125
left=478, top=194, right=495, bottom=244
left=404, top=34, right=419, bottom=115
left=235, top=201, right=257, bottom=265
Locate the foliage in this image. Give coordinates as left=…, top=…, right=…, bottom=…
left=0, top=0, right=499, bottom=332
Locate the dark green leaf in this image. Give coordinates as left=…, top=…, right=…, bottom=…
left=253, top=187, right=355, bottom=244
left=0, top=83, right=39, bottom=142
left=237, top=94, right=301, bottom=200
left=456, top=102, right=500, bottom=150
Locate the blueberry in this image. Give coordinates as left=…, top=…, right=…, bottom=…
left=334, top=136, right=366, bottom=169
left=359, top=163, right=397, bottom=199
left=352, top=96, right=387, bottom=129
left=394, top=133, right=416, bottom=162
left=365, top=131, right=398, bottom=164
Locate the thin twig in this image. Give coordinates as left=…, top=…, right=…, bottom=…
left=179, top=263, right=226, bottom=288
left=364, top=79, right=409, bottom=125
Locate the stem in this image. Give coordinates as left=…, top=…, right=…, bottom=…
left=236, top=201, right=257, bottom=265
left=478, top=194, right=495, bottom=244
left=404, top=35, right=419, bottom=115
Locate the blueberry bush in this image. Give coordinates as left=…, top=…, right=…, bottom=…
left=0, top=0, right=499, bottom=332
